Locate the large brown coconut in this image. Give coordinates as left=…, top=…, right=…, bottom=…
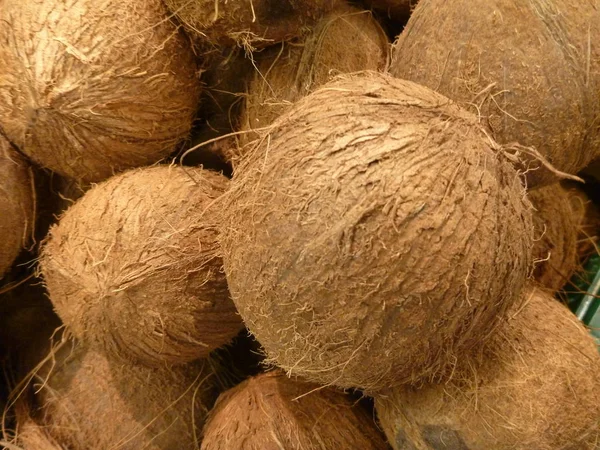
left=201, top=370, right=389, bottom=450
left=163, top=0, right=337, bottom=49
left=0, top=0, right=201, bottom=184
left=529, top=184, right=579, bottom=292
left=390, top=0, right=600, bottom=188
left=40, top=165, right=242, bottom=367
left=0, top=136, right=34, bottom=279
left=31, top=341, right=219, bottom=450
left=221, top=71, right=534, bottom=391
left=240, top=5, right=389, bottom=150
left=375, top=287, right=600, bottom=450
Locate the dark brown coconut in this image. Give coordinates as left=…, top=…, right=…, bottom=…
left=0, top=0, right=201, bottom=183
left=375, top=287, right=600, bottom=450
left=0, top=136, right=34, bottom=279
left=221, top=72, right=534, bottom=391
left=390, top=0, right=600, bottom=188
left=41, top=165, right=242, bottom=367
left=163, top=0, right=337, bottom=49
left=529, top=184, right=579, bottom=292
left=201, top=370, right=388, bottom=450
left=240, top=5, right=389, bottom=149
left=32, top=341, right=218, bottom=450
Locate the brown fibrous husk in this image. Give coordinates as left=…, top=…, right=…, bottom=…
left=561, top=180, right=600, bottom=260
left=364, top=0, right=417, bottom=21
left=0, top=136, right=34, bottom=279
left=221, top=71, right=534, bottom=391
left=0, top=0, right=201, bottom=183
left=390, top=0, right=600, bottom=188
left=41, top=165, right=242, bottom=367
left=375, top=286, right=600, bottom=450
left=201, top=370, right=388, bottom=450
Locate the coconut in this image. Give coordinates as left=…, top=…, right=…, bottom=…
left=0, top=136, right=34, bottom=279
left=529, top=184, right=579, bottom=292
left=221, top=71, right=534, bottom=391
left=40, top=165, right=242, bottom=367
left=375, top=287, right=600, bottom=450
left=562, top=180, right=600, bottom=259
left=163, top=0, right=337, bottom=49
left=0, top=0, right=201, bottom=184
left=31, top=340, right=218, bottom=450
left=201, top=370, right=388, bottom=450
left=240, top=5, right=389, bottom=149
left=390, top=0, right=600, bottom=188
left=364, top=0, right=416, bottom=21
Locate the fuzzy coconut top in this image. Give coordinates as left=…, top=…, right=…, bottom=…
left=41, top=165, right=242, bottom=367
left=0, top=0, right=201, bottom=183
left=375, top=287, right=600, bottom=450
left=221, top=71, right=534, bottom=391
left=390, top=0, right=600, bottom=187
left=202, top=370, right=388, bottom=450
left=0, top=135, right=34, bottom=279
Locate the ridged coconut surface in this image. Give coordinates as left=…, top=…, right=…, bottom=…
left=221, top=72, right=534, bottom=391
left=0, top=0, right=201, bottom=183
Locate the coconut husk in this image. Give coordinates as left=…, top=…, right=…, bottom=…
left=0, top=137, right=34, bottom=280
left=390, top=0, right=600, bottom=188
left=40, top=165, right=242, bottom=367
left=0, top=0, right=201, bottom=184
left=561, top=180, right=600, bottom=259
left=163, top=0, right=338, bottom=49
left=202, top=370, right=388, bottom=450
left=10, top=401, right=62, bottom=450
left=220, top=71, right=534, bottom=391
left=364, top=0, right=416, bottom=21
left=529, top=184, right=579, bottom=292
left=238, top=4, right=389, bottom=154
left=375, top=286, right=600, bottom=450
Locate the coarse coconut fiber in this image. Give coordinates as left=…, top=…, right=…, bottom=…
left=562, top=180, right=600, bottom=259
left=390, top=0, right=600, bottom=188
left=221, top=71, right=534, bottom=391
left=201, top=370, right=388, bottom=450
left=375, top=287, right=600, bottom=450
left=0, top=0, right=200, bottom=183
left=0, top=135, right=34, bottom=279
left=41, top=165, right=242, bottom=367
left=364, top=0, right=416, bottom=20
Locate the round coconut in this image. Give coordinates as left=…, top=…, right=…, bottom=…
left=201, top=370, right=388, bottom=450
left=0, top=136, right=34, bottom=279
left=163, top=0, right=337, bottom=49
left=240, top=4, right=389, bottom=150
left=0, top=0, right=201, bottom=184
left=390, top=0, right=600, bottom=188
left=221, top=71, right=534, bottom=391
left=529, top=184, right=579, bottom=292
left=40, top=165, right=242, bottom=367
left=562, top=180, right=600, bottom=259
left=32, top=341, right=219, bottom=450
left=375, top=287, right=600, bottom=450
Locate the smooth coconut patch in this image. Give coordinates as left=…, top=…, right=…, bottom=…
left=41, top=165, right=242, bottom=367
left=0, top=0, right=201, bottom=183
left=221, top=72, right=534, bottom=390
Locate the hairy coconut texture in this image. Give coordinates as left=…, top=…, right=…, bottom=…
left=15, top=414, right=63, bottom=450
left=390, top=0, right=600, bottom=188
left=201, top=370, right=388, bottom=450
left=31, top=342, right=219, bottom=450
left=0, top=136, right=34, bottom=280
left=529, top=184, right=579, bottom=292
left=364, top=0, right=416, bottom=21
left=0, top=0, right=201, bottom=184
left=163, top=0, right=338, bottom=49
left=221, top=72, right=534, bottom=391
left=239, top=5, right=389, bottom=154
left=40, top=165, right=242, bottom=367
left=562, top=180, right=600, bottom=259
left=375, top=287, right=600, bottom=450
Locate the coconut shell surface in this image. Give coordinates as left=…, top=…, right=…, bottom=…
left=0, top=0, right=201, bottom=183
left=390, top=0, right=600, bottom=188
left=32, top=342, right=218, bottom=450
left=221, top=71, right=534, bottom=391
left=202, top=370, right=388, bottom=450
left=375, top=287, right=600, bottom=450
left=41, top=165, right=242, bottom=367
left=0, top=136, right=34, bottom=279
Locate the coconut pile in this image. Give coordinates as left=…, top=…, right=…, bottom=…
left=0, top=0, right=599, bottom=449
